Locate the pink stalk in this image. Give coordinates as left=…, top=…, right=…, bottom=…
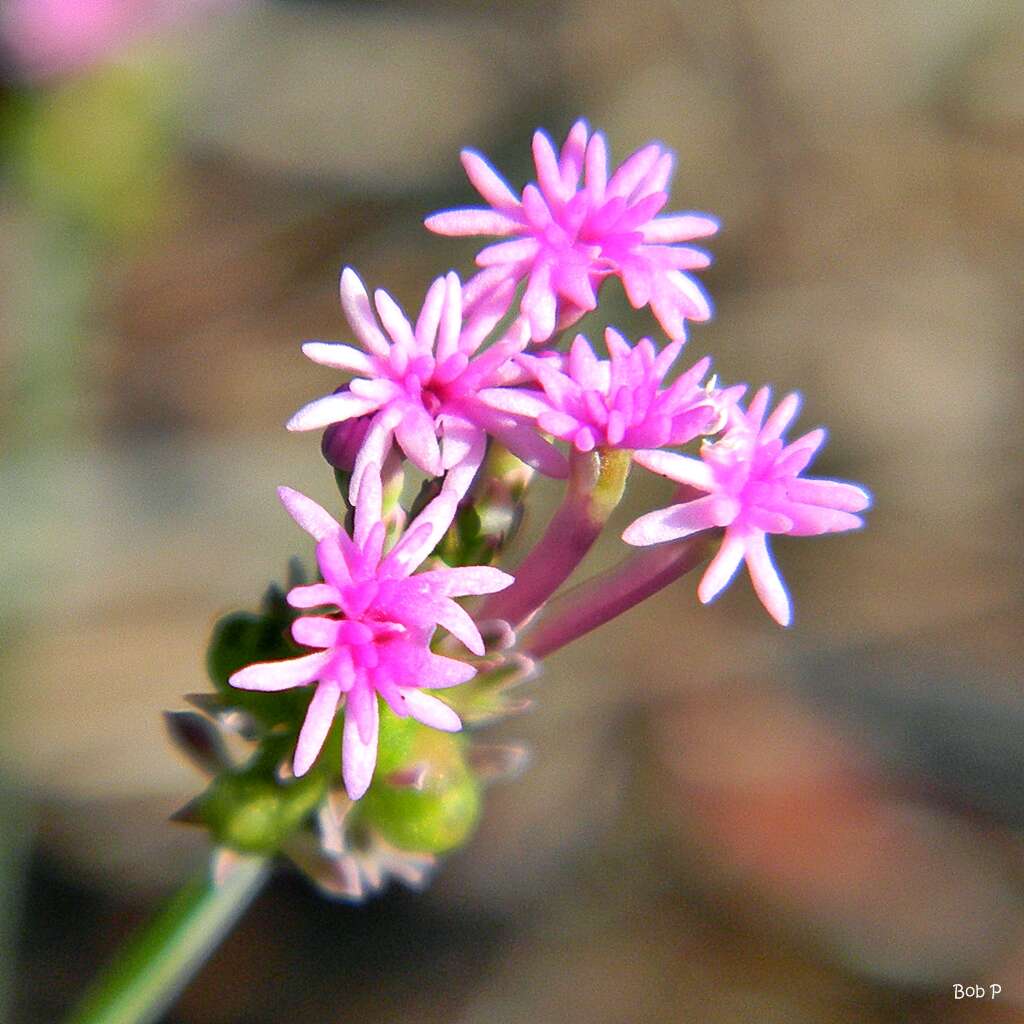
left=522, top=531, right=714, bottom=660
left=478, top=447, right=632, bottom=628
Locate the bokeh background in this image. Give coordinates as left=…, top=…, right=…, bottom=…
left=2, top=1, right=1023, bottom=1022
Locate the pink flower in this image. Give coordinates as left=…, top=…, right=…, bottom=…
left=287, top=268, right=567, bottom=500
left=484, top=328, right=743, bottom=453
left=0, top=0, right=238, bottom=80
left=622, top=389, right=870, bottom=626
left=229, top=465, right=513, bottom=799
left=425, top=120, right=718, bottom=343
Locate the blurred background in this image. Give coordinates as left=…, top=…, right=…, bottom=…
left=1, top=1, right=1022, bottom=1021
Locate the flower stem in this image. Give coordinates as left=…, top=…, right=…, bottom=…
left=479, top=447, right=631, bottom=628
left=66, top=851, right=270, bottom=1024
left=522, top=532, right=714, bottom=660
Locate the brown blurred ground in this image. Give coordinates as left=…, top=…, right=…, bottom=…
left=1, top=1, right=1023, bottom=1022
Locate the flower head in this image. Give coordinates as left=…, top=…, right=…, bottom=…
left=287, top=268, right=567, bottom=500
left=622, top=388, right=871, bottom=625
left=485, top=328, right=743, bottom=453
left=229, top=465, right=513, bottom=799
left=425, top=120, right=718, bottom=343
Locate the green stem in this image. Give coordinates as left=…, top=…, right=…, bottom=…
left=66, top=851, right=270, bottom=1024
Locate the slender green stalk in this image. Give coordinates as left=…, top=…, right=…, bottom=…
left=66, top=852, right=270, bottom=1024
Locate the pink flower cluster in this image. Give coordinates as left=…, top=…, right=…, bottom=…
left=232, top=120, right=869, bottom=798
left=230, top=467, right=511, bottom=799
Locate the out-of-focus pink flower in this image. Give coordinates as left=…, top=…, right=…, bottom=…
left=622, top=389, right=870, bottom=626
left=287, top=268, right=567, bottom=501
left=229, top=465, right=513, bottom=799
left=484, top=328, right=743, bottom=453
left=0, top=0, right=238, bottom=81
left=425, top=120, right=718, bottom=343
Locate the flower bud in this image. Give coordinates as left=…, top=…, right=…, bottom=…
left=355, top=726, right=481, bottom=854
left=199, top=768, right=327, bottom=854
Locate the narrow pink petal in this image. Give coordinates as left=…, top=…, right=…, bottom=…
left=349, top=406, right=403, bottom=502
left=523, top=261, right=556, bottom=340
left=745, top=387, right=771, bottom=430
left=435, top=271, right=463, bottom=364
left=632, top=450, right=714, bottom=490
left=645, top=244, right=713, bottom=270
left=459, top=280, right=519, bottom=354
left=665, top=270, right=713, bottom=320
left=414, top=565, right=514, bottom=597
left=415, top=276, right=447, bottom=353
left=622, top=494, right=723, bottom=546
left=384, top=493, right=458, bottom=575
left=353, top=461, right=383, bottom=547
left=441, top=422, right=486, bottom=500
left=287, top=583, right=339, bottom=609
left=435, top=597, right=485, bottom=655
left=316, top=535, right=352, bottom=590
left=340, top=268, right=391, bottom=357
left=559, top=119, right=589, bottom=190
left=291, top=616, right=342, bottom=649
left=293, top=681, right=341, bottom=777
left=277, top=486, right=341, bottom=540
left=415, top=651, right=478, bottom=688
left=584, top=132, right=608, bottom=198
left=743, top=531, right=792, bottom=626
left=641, top=213, right=719, bottom=243
left=400, top=690, right=462, bottom=732
left=342, top=685, right=379, bottom=799
left=460, top=148, right=521, bottom=210
left=287, top=391, right=381, bottom=432
left=786, top=478, right=871, bottom=512
left=476, top=237, right=541, bottom=267
left=761, top=392, right=802, bottom=441
left=637, top=151, right=674, bottom=196
left=229, top=651, right=331, bottom=692
left=394, top=404, right=442, bottom=477
left=697, top=532, right=746, bottom=603
left=424, top=208, right=521, bottom=237
left=473, top=405, right=568, bottom=478
left=537, top=409, right=581, bottom=438
left=301, top=342, right=375, bottom=374
left=477, top=386, right=550, bottom=418
left=620, top=261, right=653, bottom=308
left=374, top=289, right=416, bottom=351
left=606, top=143, right=662, bottom=199
left=532, top=129, right=566, bottom=201
left=780, top=504, right=865, bottom=536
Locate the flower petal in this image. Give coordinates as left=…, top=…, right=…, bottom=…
left=342, top=685, right=379, bottom=800
left=286, top=391, right=382, bottom=432
left=277, top=486, right=341, bottom=541
left=697, top=532, right=746, bottom=604
left=424, top=208, right=521, bottom=236
left=301, top=342, right=375, bottom=374
left=340, top=268, right=391, bottom=357
left=743, top=530, right=792, bottom=626
left=229, top=651, right=331, bottom=692
left=622, top=494, right=723, bottom=546
left=400, top=690, right=462, bottom=732
left=293, top=681, right=342, bottom=777
left=460, top=148, right=521, bottom=209
left=641, top=213, right=719, bottom=243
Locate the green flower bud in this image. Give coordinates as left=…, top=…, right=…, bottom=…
left=356, top=726, right=482, bottom=854
left=199, top=768, right=326, bottom=855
